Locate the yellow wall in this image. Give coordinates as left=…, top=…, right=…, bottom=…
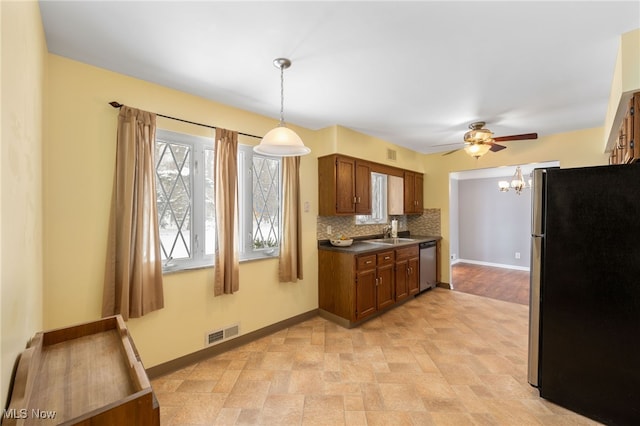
left=423, top=127, right=609, bottom=283
left=0, top=1, right=628, bottom=405
left=43, top=55, right=328, bottom=368
left=0, top=0, right=46, bottom=405
left=42, top=56, right=425, bottom=369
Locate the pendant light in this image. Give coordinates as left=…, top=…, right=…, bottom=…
left=254, top=58, right=311, bottom=157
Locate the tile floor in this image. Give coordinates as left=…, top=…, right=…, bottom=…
left=151, top=289, right=601, bottom=425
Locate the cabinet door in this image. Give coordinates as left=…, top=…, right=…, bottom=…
left=414, top=174, right=424, bottom=212
left=356, top=268, right=377, bottom=320
left=377, top=263, right=395, bottom=310
left=336, top=157, right=356, bottom=214
left=355, top=161, right=372, bottom=214
left=403, top=172, right=415, bottom=213
left=395, top=259, right=409, bottom=302
left=408, top=257, right=420, bottom=295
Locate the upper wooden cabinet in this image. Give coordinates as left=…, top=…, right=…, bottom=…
left=318, top=154, right=424, bottom=216
left=610, top=92, right=639, bottom=165
left=403, top=171, right=424, bottom=214
left=319, top=155, right=371, bottom=215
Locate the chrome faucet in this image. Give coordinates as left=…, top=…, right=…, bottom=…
left=382, top=224, right=392, bottom=238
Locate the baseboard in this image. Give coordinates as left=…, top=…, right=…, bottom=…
left=436, top=282, right=451, bottom=289
left=146, top=309, right=318, bottom=379
left=455, top=259, right=530, bottom=272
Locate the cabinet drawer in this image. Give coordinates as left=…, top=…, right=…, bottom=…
left=357, top=254, right=377, bottom=270
left=377, top=250, right=395, bottom=266
left=396, top=245, right=418, bottom=260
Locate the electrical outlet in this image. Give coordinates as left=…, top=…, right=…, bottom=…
left=450, top=254, right=457, bottom=260
left=515, top=252, right=521, bottom=259
left=327, top=225, right=332, bottom=235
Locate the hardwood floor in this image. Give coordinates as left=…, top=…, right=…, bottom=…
left=451, top=263, right=530, bottom=306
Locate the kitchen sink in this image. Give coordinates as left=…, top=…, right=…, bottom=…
left=363, top=237, right=417, bottom=245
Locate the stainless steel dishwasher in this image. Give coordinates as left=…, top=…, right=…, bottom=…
left=419, top=241, right=437, bottom=292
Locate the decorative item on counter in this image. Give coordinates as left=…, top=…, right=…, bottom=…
left=330, top=235, right=353, bottom=247
left=391, top=219, right=398, bottom=238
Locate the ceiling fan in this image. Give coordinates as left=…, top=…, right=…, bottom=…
left=444, top=121, right=538, bottom=158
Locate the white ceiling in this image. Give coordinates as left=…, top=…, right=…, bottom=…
left=39, top=1, right=639, bottom=154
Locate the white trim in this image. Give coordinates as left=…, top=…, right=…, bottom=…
left=456, top=258, right=530, bottom=272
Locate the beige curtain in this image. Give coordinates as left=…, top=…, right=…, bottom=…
left=103, top=106, right=164, bottom=320
left=279, top=156, right=304, bottom=282
left=214, top=128, right=240, bottom=295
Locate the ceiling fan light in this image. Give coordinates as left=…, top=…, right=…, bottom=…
left=464, top=128, right=493, bottom=143
left=464, top=143, right=491, bottom=158
left=254, top=125, right=310, bottom=157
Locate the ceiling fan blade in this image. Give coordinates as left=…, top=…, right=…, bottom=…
left=442, top=149, right=461, bottom=156
left=493, top=133, right=538, bottom=142
left=489, top=142, right=507, bottom=152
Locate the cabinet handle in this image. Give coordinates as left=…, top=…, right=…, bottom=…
left=379, top=276, right=382, bottom=285
left=375, top=277, right=379, bottom=286
left=366, top=260, right=373, bottom=264
left=384, top=256, right=390, bottom=260
left=358, top=196, right=361, bottom=203
left=353, top=196, right=357, bottom=204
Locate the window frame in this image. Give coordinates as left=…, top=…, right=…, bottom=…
left=238, top=144, right=282, bottom=261
left=155, top=129, right=214, bottom=272
left=355, top=171, right=388, bottom=225
left=154, top=131, right=283, bottom=273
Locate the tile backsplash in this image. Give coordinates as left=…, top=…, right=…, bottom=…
left=317, top=208, right=441, bottom=240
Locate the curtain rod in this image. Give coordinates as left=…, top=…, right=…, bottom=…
left=109, top=101, right=262, bottom=140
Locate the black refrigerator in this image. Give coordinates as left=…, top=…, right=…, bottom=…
left=528, top=164, right=640, bottom=425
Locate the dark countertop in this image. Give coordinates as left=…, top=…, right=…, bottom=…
left=318, top=234, right=441, bottom=254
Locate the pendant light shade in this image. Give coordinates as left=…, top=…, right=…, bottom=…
left=255, top=125, right=310, bottom=156
left=254, top=58, right=311, bottom=157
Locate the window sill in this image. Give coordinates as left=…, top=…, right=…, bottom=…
left=162, top=251, right=279, bottom=274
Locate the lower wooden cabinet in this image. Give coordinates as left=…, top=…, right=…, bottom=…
left=319, top=244, right=420, bottom=327
left=395, top=245, right=419, bottom=301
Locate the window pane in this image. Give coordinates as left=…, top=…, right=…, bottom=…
left=252, top=156, right=280, bottom=250
left=355, top=172, right=388, bottom=225
left=204, top=148, right=215, bottom=255
left=155, top=141, right=192, bottom=260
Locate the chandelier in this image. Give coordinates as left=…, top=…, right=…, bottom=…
left=498, top=166, right=531, bottom=195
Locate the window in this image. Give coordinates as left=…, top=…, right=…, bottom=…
left=355, top=172, right=388, bottom=225
left=154, top=130, right=281, bottom=272
left=238, top=145, right=282, bottom=260
left=155, top=130, right=214, bottom=271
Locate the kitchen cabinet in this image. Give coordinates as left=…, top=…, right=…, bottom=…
left=403, top=171, right=424, bottom=214
left=319, top=244, right=422, bottom=327
left=318, top=155, right=371, bottom=215
left=610, top=91, right=639, bottom=165
left=353, top=250, right=394, bottom=321
left=355, top=160, right=372, bottom=214
left=318, top=154, right=424, bottom=216
left=376, top=251, right=395, bottom=311
left=394, top=245, right=419, bottom=301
